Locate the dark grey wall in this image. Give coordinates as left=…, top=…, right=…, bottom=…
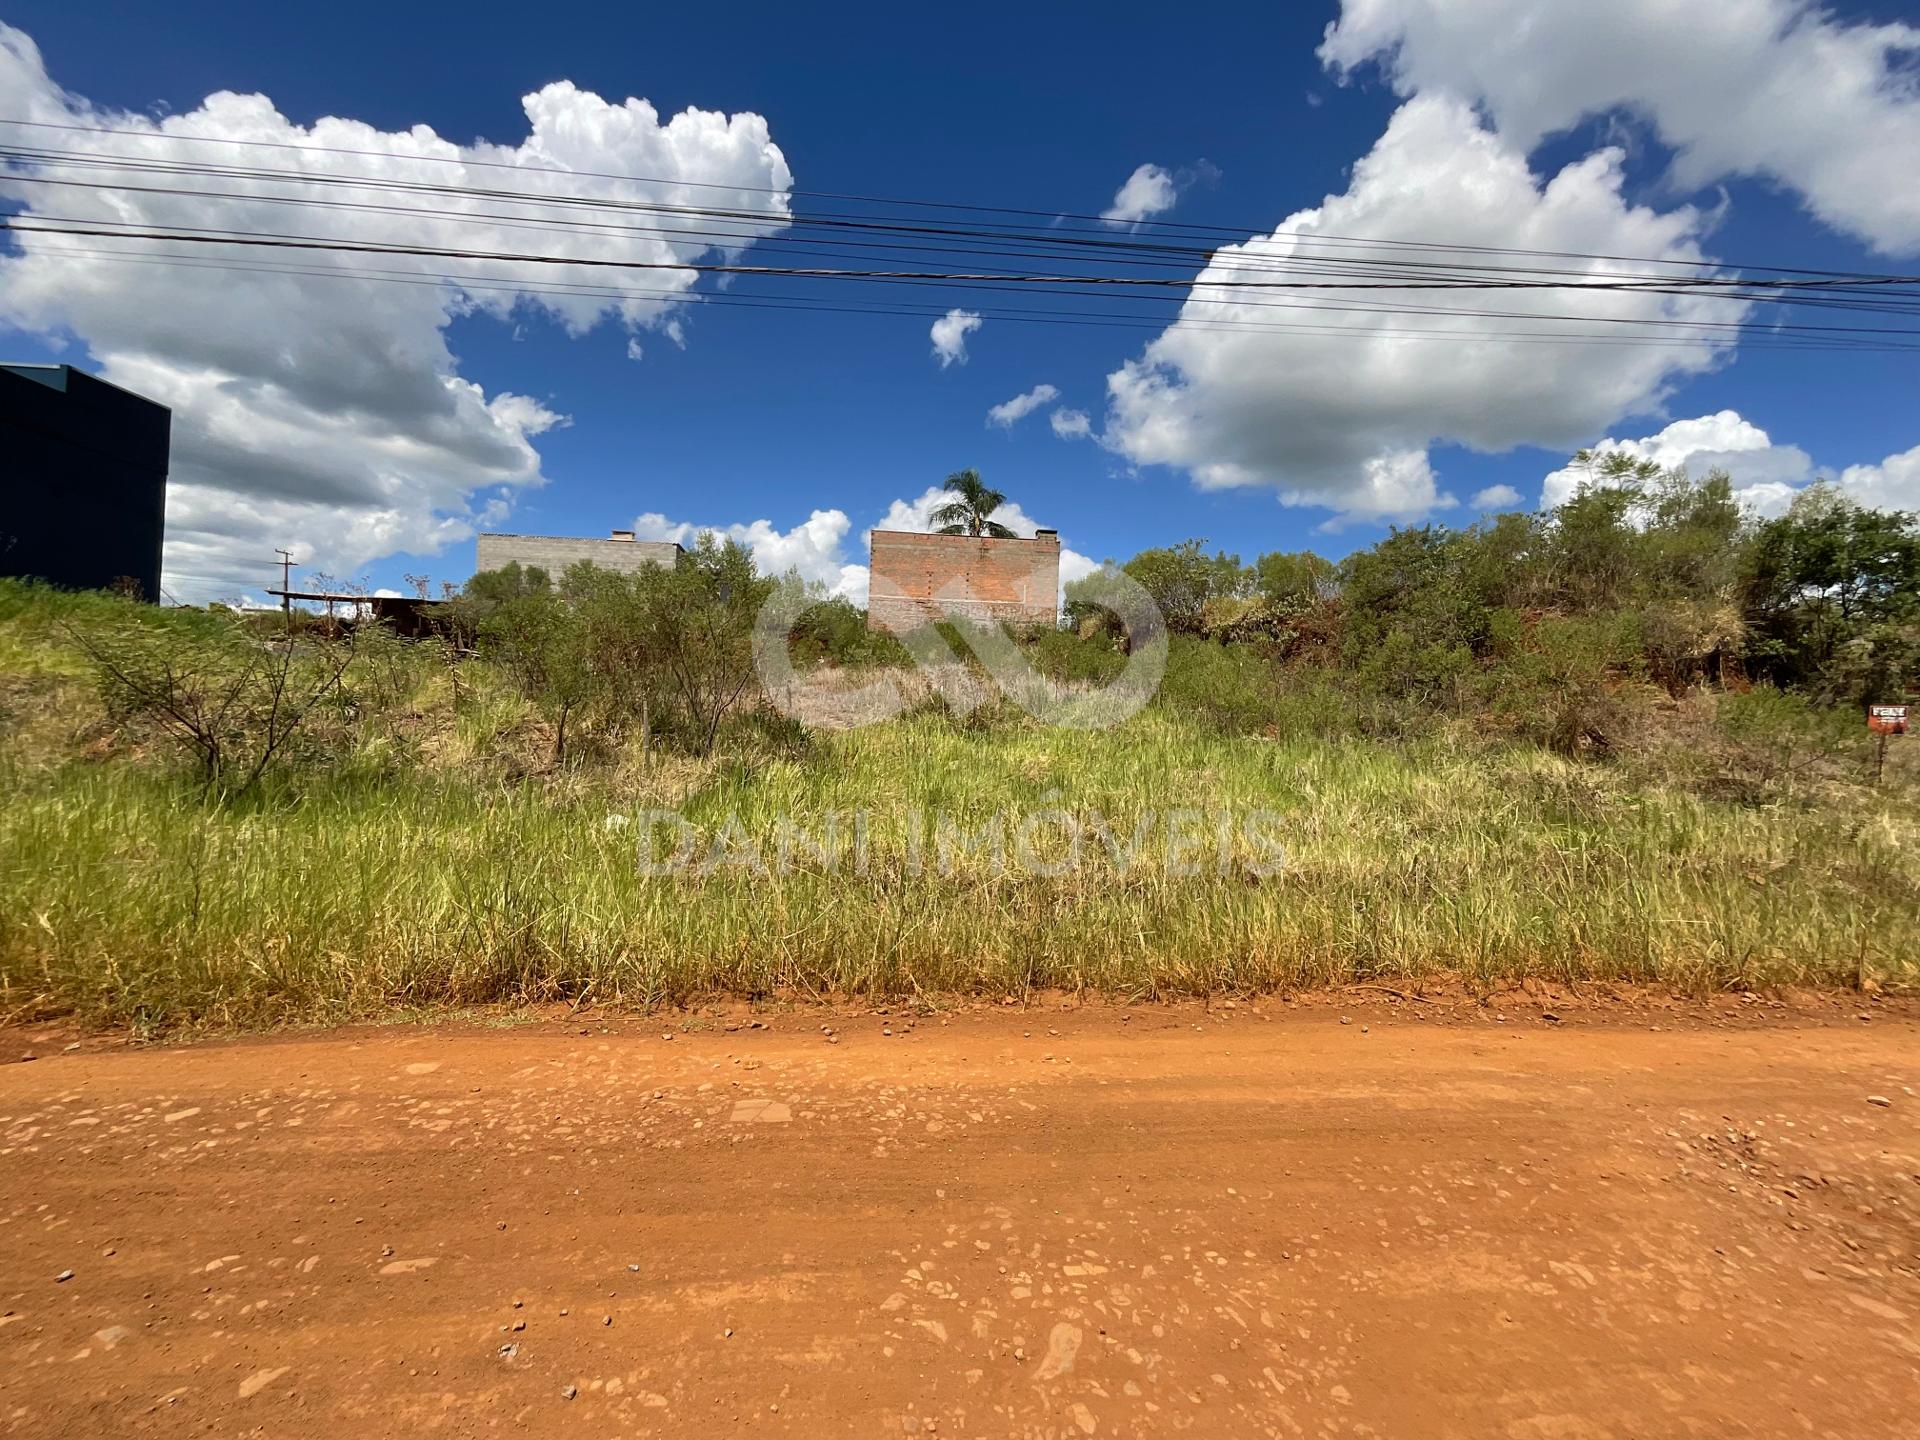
left=0, top=364, right=170, bottom=601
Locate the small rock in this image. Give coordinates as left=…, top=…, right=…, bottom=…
left=55, top=1270, right=73, bottom=1283
left=237, top=1366, right=289, bottom=1399
left=1867, top=1095, right=1892, bottom=1108
left=561, top=1384, right=578, bottom=1401
left=603, top=1315, right=613, bottom=1326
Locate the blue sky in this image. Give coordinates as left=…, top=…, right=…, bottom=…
left=2, top=1, right=1918, bottom=602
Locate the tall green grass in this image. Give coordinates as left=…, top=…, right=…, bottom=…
left=3, top=712, right=1913, bottom=1029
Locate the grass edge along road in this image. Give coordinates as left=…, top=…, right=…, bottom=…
left=3, top=710, right=1913, bottom=1030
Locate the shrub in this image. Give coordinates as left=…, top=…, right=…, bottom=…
left=1027, top=626, right=1129, bottom=687
left=1479, top=613, right=1649, bottom=757
left=1713, top=685, right=1864, bottom=794
left=478, top=591, right=597, bottom=765
left=783, top=593, right=910, bottom=668
left=69, top=606, right=357, bottom=798
left=1153, top=636, right=1282, bottom=735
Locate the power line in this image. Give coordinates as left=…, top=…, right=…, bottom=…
left=19, top=157, right=1920, bottom=310
left=12, top=141, right=1919, bottom=332
left=0, top=119, right=1903, bottom=283
left=6, top=126, right=1919, bottom=358
left=11, top=216, right=1916, bottom=302
left=22, top=240, right=1920, bottom=353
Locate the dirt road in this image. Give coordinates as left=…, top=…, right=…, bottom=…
left=1, top=996, right=1916, bottom=1438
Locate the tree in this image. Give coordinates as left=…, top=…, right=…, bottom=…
left=1121, top=540, right=1250, bottom=635
left=1742, top=483, right=1920, bottom=696
left=930, top=469, right=1018, bottom=538
left=444, top=561, right=551, bottom=649
left=478, top=588, right=596, bottom=765
left=635, top=533, right=775, bottom=756
left=562, top=561, right=668, bottom=761
left=1544, top=455, right=1745, bottom=611
left=1252, top=550, right=1337, bottom=610
left=1338, top=526, right=1493, bottom=699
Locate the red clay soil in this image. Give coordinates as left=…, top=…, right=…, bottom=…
left=1, top=994, right=1915, bottom=1438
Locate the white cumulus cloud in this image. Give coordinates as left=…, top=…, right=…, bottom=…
left=1050, top=408, right=1092, bottom=440
left=986, top=383, right=1059, bottom=428
left=930, top=309, right=983, bottom=367
left=632, top=509, right=867, bottom=601
left=1836, top=443, right=1920, bottom=514
left=0, top=22, right=792, bottom=600
left=1101, top=93, right=1734, bottom=527
left=1540, top=410, right=1813, bottom=512
left=1469, top=484, right=1523, bottom=510
left=1542, top=411, right=1920, bottom=518
left=1102, top=164, right=1180, bottom=225
left=1100, top=161, right=1219, bottom=226
left=1320, top=0, right=1920, bottom=255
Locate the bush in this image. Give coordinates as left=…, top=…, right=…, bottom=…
left=461, top=535, right=776, bottom=763
left=1479, top=613, right=1650, bottom=757
left=784, top=594, right=910, bottom=669
left=1154, top=636, right=1283, bottom=735
left=478, top=590, right=597, bottom=764
left=1027, top=626, right=1129, bottom=687
left=1712, top=685, right=1864, bottom=795
left=69, top=606, right=357, bottom=798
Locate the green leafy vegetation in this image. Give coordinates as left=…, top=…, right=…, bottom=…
left=1, top=458, right=1915, bottom=1030
left=929, top=467, right=1018, bottom=538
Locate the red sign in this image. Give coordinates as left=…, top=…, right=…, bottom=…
left=1868, top=704, right=1908, bottom=736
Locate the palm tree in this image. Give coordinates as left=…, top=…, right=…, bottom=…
left=929, top=468, right=1018, bottom=538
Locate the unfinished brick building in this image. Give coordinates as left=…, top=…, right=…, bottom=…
left=476, top=529, right=681, bottom=578
left=867, top=528, right=1060, bottom=632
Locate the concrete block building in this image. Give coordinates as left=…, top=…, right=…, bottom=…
left=867, top=528, right=1060, bottom=632
left=476, top=529, right=682, bottom=579
left=1, top=363, right=170, bottom=600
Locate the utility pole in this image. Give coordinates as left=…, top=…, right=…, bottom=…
left=274, top=549, right=293, bottom=634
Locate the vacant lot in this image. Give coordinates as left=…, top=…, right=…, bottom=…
left=5, top=569, right=1918, bottom=1028
left=2, top=995, right=1914, bottom=1437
